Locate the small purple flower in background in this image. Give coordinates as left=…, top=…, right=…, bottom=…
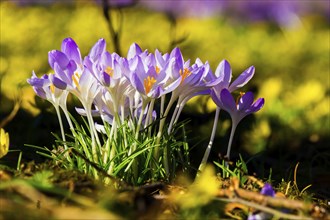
left=261, top=183, right=276, bottom=197
left=248, top=183, right=275, bottom=220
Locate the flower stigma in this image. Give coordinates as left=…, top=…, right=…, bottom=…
left=105, top=66, right=114, bottom=77
left=144, top=76, right=157, bottom=94
left=179, top=68, right=191, bottom=83
left=72, top=72, right=81, bottom=90
left=155, top=66, right=160, bottom=74
left=50, top=84, right=55, bottom=94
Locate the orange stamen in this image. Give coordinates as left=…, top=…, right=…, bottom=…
left=144, top=76, right=157, bottom=94
left=72, top=72, right=80, bottom=90
left=236, top=92, right=245, bottom=105
left=179, top=68, right=191, bottom=83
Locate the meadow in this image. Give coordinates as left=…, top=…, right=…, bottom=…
left=0, top=1, right=329, bottom=219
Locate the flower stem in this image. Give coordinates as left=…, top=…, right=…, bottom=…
left=155, top=94, right=177, bottom=177
left=226, top=120, right=238, bottom=161
left=198, top=107, right=220, bottom=173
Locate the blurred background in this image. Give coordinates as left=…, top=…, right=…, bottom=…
left=0, top=0, right=329, bottom=198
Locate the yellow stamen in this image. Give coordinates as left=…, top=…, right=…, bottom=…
left=50, top=84, right=55, bottom=94
left=72, top=72, right=80, bottom=90
left=236, top=92, right=245, bottom=105
left=144, top=76, right=157, bottom=94
left=179, top=68, right=191, bottom=83
left=155, top=66, right=160, bottom=74
left=105, top=66, right=114, bottom=77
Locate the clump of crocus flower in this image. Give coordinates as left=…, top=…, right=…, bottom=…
left=28, top=38, right=264, bottom=184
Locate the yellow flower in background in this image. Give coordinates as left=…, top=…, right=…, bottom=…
left=0, top=128, right=10, bottom=158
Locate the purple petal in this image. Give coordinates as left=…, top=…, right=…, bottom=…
left=89, top=38, right=106, bottom=61
left=238, top=91, right=254, bottom=111
left=261, top=183, right=275, bottom=197
left=170, top=47, right=183, bottom=68
left=220, top=88, right=236, bottom=112
left=49, top=75, right=67, bottom=90
left=215, top=60, right=232, bottom=88
left=61, top=38, right=82, bottom=64
left=33, top=87, right=47, bottom=99
left=155, top=49, right=165, bottom=67
left=151, top=85, right=163, bottom=98
left=53, top=63, right=71, bottom=84
left=48, top=50, right=69, bottom=70
left=229, top=66, right=255, bottom=92
left=130, top=72, right=145, bottom=94
left=27, top=73, right=48, bottom=87
left=101, top=71, right=111, bottom=86
left=248, top=98, right=265, bottom=113
left=66, top=60, right=78, bottom=74
left=164, top=76, right=181, bottom=94
left=210, top=89, right=222, bottom=107
left=127, top=43, right=142, bottom=60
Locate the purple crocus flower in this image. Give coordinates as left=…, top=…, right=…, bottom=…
left=27, top=71, right=68, bottom=110
left=199, top=60, right=256, bottom=171
left=261, top=183, right=276, bottom=197
left=248, top=183, right=275, bottom=220
left=49, top=38, right=100, bottom=109
left=27, top=71, right=73, bottom=150
left=213, top=88, right=264, bottom=159
left=213, top=89, right=264, bottom=126
left=128, top=44, right=180, bottom=101
left=167, top=57, right=223, bottom=133
left=84, top=39, right=133, bottom=121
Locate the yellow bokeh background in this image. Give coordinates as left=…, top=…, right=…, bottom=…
left=1, top=1, right=329, bottom=155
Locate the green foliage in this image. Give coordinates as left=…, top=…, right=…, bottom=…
left=28, top=115, right=191, bottom=185
left=214, top=154, right=249, bottom=186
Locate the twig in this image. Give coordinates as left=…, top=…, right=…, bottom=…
left=101, top=0, right=122, bottom=56
left=215, top=197, right=312, bottom=220
left=0, top=96, right=21, bottom=128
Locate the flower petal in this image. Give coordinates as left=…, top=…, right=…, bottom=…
left=89, top=38, right=106, bottom=61
left=50, top=74, right=67, bottom=90
left=220, top=88, right=236, bottom=112
left=127, top=43, right=142, bottom=59
left=61, top=38, right=82, bottom=64
left=261, top=183, right=275, bottom=197
left=215, top=59, right=232, bottom=88
left=238, top=91, right=254, bottom=111
left=130, top=72, right=145, bottom=94
left=229, top=66, right=255, bottom=92
left=48, top=50, right=69, bottom=69
left=248, top=98, right=265, bottom=113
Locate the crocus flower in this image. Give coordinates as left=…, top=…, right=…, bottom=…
left=167, top=58, right=222, bottom=133
left=27, top=72, right=72, bottom=151
left=48, top=38, right=100, bottom=109
left=199, top=60, right=255, bottom=171
left=248, top=183, right=275, bottom=220
left=128, top=44, right=181, bottom=101
left=27, top=71, right=68, bottom=111
left=48, top=38, right=103, bottom=158
left=84, top=39, right=133, bottom=121
left=213, top=88, right=264, bottom=159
